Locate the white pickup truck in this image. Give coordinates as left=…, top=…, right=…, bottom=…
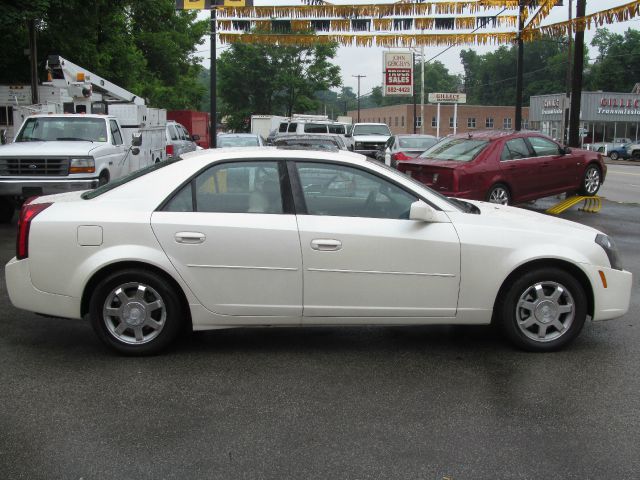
left=0, top=113, right=151, bottom=222
left=349, top=123, right=392, bottom=158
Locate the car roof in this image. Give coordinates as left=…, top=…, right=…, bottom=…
left=182, top=147, right=362, bottom=163
left=447, top=129, right=549, bottom=141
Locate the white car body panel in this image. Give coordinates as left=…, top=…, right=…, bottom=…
left=297, top=215, right=460, bottom=319
left=151, top=211, right=302, bottom=320
left=5, top=148, right=632, bottom=337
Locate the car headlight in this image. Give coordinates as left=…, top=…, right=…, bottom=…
left=595, top=233, right=623, bottom=270
left=69, top=157, right=95, bottom=174
left=355, top=142, right=363, bottom=149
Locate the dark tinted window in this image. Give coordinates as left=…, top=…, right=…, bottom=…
left=501, top=138, right=531, bottom=161
left=164, top=162, right=283, bottom=214
left=303, top=123, right=329, bottom=133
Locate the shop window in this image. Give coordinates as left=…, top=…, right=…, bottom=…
left=486, top=117, right=494, bottom=128
left=503, top=118, right=512, bottom=129
left=395, top=117, right=398, bottom=127
left=449, top=117, right=458, bottom=128
left=401, top=116, right=405, bottom=127
left=432, top=116, right=437, bottom=127
left=467, top=118, right=476, bottom=129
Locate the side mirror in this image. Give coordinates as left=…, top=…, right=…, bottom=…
left=563, top=146, right=572, bottom=155
left=345, top=133, right=352, bottom=138
left=132, top=147, right=140, bottom=156
left=0, top=129, right=6, bottom=145
left=409, top=200, right=438, bottom=222
left=192, top=134, right=200, bottom=141
left=131, top=132, right=142, bottom=147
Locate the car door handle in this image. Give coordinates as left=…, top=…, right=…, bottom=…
left=310, top=239, right=342, bottom=251
left=175, top=232, right=206, bottom=244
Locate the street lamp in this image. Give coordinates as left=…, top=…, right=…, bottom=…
left=353, top=75, right=366, bottom=123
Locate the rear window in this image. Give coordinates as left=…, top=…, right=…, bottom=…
left=398, top=137, right=438, bottom=149
left=420, top=137, right=489, bottom=162
left=328, top=124, right=346, bottom=134
left=81, top=157, right=181, bottom=199
left=303, top=123, right=329, bottom=133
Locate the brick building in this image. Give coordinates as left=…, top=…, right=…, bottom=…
left=348, top=104, right=530, bottom=136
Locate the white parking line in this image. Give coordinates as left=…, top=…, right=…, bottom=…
left=607, top=169, right=640, bottom=176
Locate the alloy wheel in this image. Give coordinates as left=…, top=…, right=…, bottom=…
left=515, top=281, right=575, bottom=343
left=102, top=282, right=167, bottom=345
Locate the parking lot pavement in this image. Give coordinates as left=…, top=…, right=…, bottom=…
left=0, top=200, right=638, bottom=480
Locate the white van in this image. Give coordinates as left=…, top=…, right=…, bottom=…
left=276, top=120, right=353, bottom=150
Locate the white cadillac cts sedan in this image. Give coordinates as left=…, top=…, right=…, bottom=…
left=5, top=148, right=632, bottom=355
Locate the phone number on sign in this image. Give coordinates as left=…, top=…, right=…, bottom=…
left=386, top=86, right=412, bottom=94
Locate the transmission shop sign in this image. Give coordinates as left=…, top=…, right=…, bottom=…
left=383, top=52, right=413, bottom=97
left=428, top=93, right=467, bottom=104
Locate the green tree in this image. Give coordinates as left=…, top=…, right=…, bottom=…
left=587, top=28, right=640, bottom=92
left=460, top=36, right=578, bottom=105
left=217, top=33, right=341, bottom=130
left=0, top=0, right=207, bottom=109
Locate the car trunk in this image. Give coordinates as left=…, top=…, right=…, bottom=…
left=397, top=160, right=460, bottom=192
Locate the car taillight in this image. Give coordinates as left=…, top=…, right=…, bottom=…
left=16, top=201, right=52, bottom=260
left=166, top=144, right=174, bottom=156
left=392, top=151, right=411, bottom=162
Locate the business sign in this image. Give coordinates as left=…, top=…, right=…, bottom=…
left=383, top=52, right=413, bottom=97
left=598, top=96, right=640, bottom=115
left=175, top=0, right=253, bottom=9
left=428, top=92, right=467, bottom=104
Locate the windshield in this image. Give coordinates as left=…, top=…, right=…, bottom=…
left=399, top=137, right=438, bottom=149
left=419, top=137, right=489, bottom=162
left=16, top=117, right=108, bottom=142
left=217, top=136, right=260, bottom=147
left=353, top=124, right=391, bottom=136
left=81, top=157, right=181, bottom=199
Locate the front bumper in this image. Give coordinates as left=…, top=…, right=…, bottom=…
left=354, top=149, right=379, bottom=158
left=0, top=177, right=99, bottom=197
left=582, top=263, right=633, bottom=321
left=5, top=257, right=81, bottom=319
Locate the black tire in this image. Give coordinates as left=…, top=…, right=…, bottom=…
left=609, top=151, right=619, bottom=161
left=498, top=267, right=587, bottom=352
left=579, top=164, right=601, bottom=196
left=633, top=150, right=640, bottom=160
left=98, top=170, right=110, bottom=186
left=0, top=197, right=15, bottom=224
left=89, top=269, right=185, bottom=355
left=486, top=183, right=511, bottom=205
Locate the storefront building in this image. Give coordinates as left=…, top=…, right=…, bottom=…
left=529, top=92, right=640, bottom=145
left=347, top=104, right=528, bottom=137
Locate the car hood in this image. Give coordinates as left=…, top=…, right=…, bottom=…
left=465, top=199, right=599, bottom=236
left=353, top=135, right=390, bottom=143
left=0, top=141, right=104, bottom=156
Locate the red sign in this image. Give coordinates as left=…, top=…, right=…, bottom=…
left=384, top=52, right=413, bottom=97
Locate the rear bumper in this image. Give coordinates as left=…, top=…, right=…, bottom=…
left=0, top=178, right=99, bottom=197
left=5, top=257, right=81, bottom=319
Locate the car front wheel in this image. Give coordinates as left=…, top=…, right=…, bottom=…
left=499, top=267, right=587, bottom=351
left=486, top=184, right=511, bottom=205
left=580, top=165, right=601, bottom=195
left=89, top=269, right=185, bottom=355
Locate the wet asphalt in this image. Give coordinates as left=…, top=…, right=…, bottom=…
left=0, top=197, right=638, bottom=480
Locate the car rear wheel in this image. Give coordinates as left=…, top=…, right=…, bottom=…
left=499, top=267, right=587, bottom=352
left=580, top=165, right=601, bottom=195
left=89, top=269, right=185, bottom=355
left=98, top=170, right=110, bottom=186
left=486, top=184, right=511, bottom=205
left=609, top=151, right=619, bottom=161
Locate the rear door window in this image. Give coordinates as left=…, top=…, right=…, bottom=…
left=304, top=123, right=329, bottom=133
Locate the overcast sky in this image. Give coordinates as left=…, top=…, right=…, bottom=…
left=196, top=0, right=639, bottom=96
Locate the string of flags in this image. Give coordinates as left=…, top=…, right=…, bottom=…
left=175, top=1, right=640, bottom=47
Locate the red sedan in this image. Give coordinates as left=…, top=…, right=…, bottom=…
left=396, top=131, right=606, bottom=205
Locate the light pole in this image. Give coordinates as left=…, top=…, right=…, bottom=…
left=353, top=74, right=366, bottom=123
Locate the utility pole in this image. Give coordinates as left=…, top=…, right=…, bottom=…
left=563, top=0, right=573, bottom=144
left=27, top=19, right=38, bottom=105
left=514, top=0, right=525, bottom=131
left=568, top=0, right=585, bottom=148
left=353, top=75, right=365, bottom=123
left=420, top=45, right=425, bottom=135
left=210, top=7, right=217, bottom=147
